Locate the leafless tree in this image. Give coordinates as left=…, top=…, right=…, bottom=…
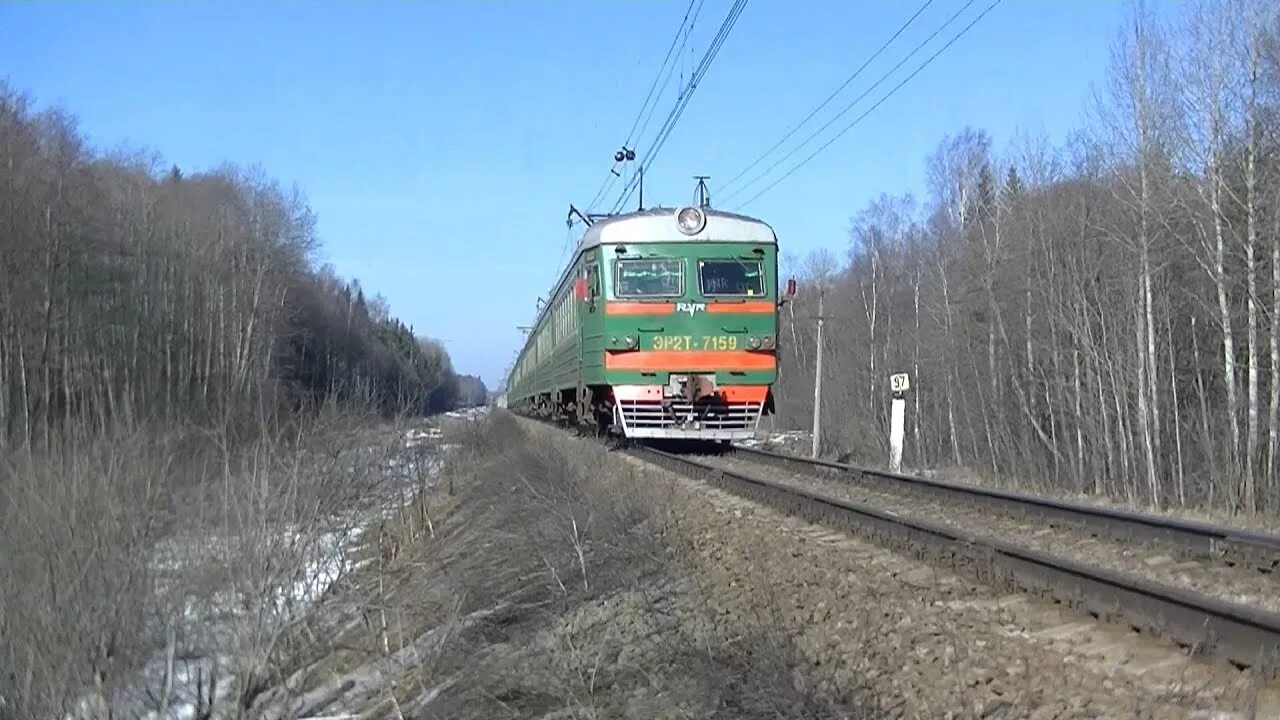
left=0, top=80, right=477, bottom=716
left=773, top=0, right=1280, bottom=515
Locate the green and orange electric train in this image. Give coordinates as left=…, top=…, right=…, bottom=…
left=504, top=201, right=794, bottom=441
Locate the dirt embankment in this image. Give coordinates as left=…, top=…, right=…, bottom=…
left=239, top=413, right=1273, bottom=718
left=245, top=412, right=866, bottom=719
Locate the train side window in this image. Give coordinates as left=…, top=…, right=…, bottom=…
left=586, top=264, right=600, bottom=299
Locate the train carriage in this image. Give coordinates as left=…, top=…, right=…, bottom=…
left=506, top=202, right=792, bottom=441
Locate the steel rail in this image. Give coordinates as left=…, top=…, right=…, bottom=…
left=732, top=445, right=1280, bottom=572
left=631, top=444, right=1280, bottom=670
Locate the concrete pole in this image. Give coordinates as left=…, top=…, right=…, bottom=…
left=811, top=288, right=824, bottom=459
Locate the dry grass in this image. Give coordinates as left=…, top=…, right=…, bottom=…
left=1, top=425, right=176, bottom=719
left=1, top=407, right=869, bottom=719
left=0, top=405, right=424, bottom=720
left=280, top=411, right=870, bottom=719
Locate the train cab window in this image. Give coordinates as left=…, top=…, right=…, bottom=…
left=614, top=258, right=683, bottom=298
left=586, top=264, right=600, bottom=298
left=699, top=259, right=766, bottom=297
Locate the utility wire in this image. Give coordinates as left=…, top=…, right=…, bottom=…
left=734, top=0, right=1004, bottom=210
left=584, top=0, right=703, bottom=211
left=610, top=0, right=750, bottom=213
left=720, top=0, right=980, bottom=207
left=718, top=0, right=936, bottom=196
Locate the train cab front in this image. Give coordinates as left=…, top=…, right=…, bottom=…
left=593, top=207, right=792, bottom=441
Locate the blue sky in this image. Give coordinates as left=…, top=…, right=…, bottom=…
left=1, top=0, right=1144, bottom=387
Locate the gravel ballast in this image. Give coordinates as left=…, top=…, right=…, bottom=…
left=605, top=445, right=1279, bottom=718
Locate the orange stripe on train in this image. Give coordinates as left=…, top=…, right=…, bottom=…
left=604, top=350, right=776, bottom=372
left=612, top=384, right=768, bottom=403
left=719, top=385, right=769, bottom=402
left=706, top=301, right=775, bottom=314
left=605, top=302, right=675, bottom=315
left=606, top=301, right=775, bottom=315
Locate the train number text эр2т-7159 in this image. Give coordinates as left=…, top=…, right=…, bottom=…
left=650, top=335, right=740, bottom=351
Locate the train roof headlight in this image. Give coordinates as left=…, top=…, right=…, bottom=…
left=676, top=206, right=706, bottom=236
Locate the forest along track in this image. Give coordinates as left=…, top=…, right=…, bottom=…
left=628, top=445, right=1280, bottom=672
left=724, top=446, right=1280, bottom=616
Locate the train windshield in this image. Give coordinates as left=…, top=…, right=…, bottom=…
left=615, top=258, right=683, bottom=297
left=699, top=259, right=765, bottom=297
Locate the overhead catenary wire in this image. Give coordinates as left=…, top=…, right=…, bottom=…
left=584, top=0, right=704, bottom=212
left=734, top=0, right=1004, bottom=210
left=554, top=218, right=578, bottom=286
left=719, top=0, right=983, bottom=208
left=720, top=0, right=980, bottom=206
left=608, top=0, right=710, bottom=206
left=611, top=0, right=747, bottom=213
left=717, top=0, right=937, bottom=197
left=628, top=0, right=708, bottom=155
left=589, top=0, right=707, bottom=211
left=609, top=0, right=750, bottom=213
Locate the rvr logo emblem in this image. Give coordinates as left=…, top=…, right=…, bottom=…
left=675, top=302, right=706, bottom=317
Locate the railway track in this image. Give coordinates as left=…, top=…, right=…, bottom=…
left=626, top=443, right=1280, bottom=672
left=707, top=451, right=1280, bottom=617
left=512, top=413, right=1280, bottom=671
left=730, top=444, right=1280, bottom=572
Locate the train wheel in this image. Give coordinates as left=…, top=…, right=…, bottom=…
left=594, top=404, right=611, bottom=438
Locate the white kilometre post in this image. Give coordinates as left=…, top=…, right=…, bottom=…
left=889, top=372, right=910, bottom=472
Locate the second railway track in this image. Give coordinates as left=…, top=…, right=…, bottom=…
left=715, top=448, right=1280, bottom=617
left=626, top=442, right=1280, bottom=672
left=733, top=444, right=1280, bottom=572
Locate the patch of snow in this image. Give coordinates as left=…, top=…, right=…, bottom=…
left=739, top=429, right=811, bottom=450
left=65, top=651, right=235, bottom=720
left=251, top=604, right=504, bottom=720
left=73, top=423, right=456, bottom=720
left=404, top=426, right=443, bottom=448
